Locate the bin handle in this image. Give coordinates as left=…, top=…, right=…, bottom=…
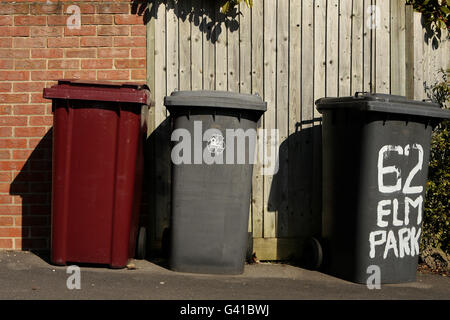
left=354, top=91, right=369, bottom=98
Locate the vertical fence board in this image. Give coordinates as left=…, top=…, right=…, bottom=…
left=327, top=0, right=339, bottom=97
left=203, top=0, right=215, bottom=90
left=288, top=0, right=302, bottom=238
left=251, top=0, right=264, bottom=239
left=263, top=0, right=277, bottom=238
left=215, top=9, right=228, bottom=90
left=179, top=0, right=192, bottom=91
left=191, top=1, right=203, bottom=90
left=351, top=0, right=364, bottom=94
left=275, top=0, right=289, bottom=237
left=375, top=0, right=390, bottom=94
left=339, top=0, right=352, bottom=96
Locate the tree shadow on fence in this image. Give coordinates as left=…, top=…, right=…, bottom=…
left=9, top=129, right=53, bottom=262
left=131, top=0, right=241, bottom=43
left=267, top=121, right=323, bottom=263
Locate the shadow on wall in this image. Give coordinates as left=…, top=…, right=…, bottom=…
left=131, top=0, right=240, bottom=43
left=268, top=121, right=323, bottom=260
left=9, top=129, right=53, bottom=258
left=143, top=117, right=172, bottom=258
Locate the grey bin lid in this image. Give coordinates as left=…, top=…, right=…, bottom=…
left=164, top=90, right=267, bottom=113
left=315, top=93, right=450, bottom=119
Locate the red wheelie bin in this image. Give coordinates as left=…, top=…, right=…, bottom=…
left=43, top=80, right=152, bottom=268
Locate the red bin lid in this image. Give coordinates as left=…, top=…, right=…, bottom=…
left=43, top=79, right=152, bottom=105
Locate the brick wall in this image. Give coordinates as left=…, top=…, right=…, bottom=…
left=0, top=1, right=147, bottom=251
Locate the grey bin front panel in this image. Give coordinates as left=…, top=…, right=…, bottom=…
left=321, top=110, right=433, bottom=284
left=168, top=104, right=263, bottom=275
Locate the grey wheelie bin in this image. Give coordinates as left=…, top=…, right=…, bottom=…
left=164, top=91, right=267, bottom=274
left=314, top=93, right=450, bottom=284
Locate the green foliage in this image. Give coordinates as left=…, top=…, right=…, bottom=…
left=406, top=0, right=450, bottom=36
left=220, top=0, right=253, bottom=14
left=422, top=69, right=450, bottom=254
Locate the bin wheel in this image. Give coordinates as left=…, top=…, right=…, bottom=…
left=303, top=237, right=323, bottom=270
left=136, top=227, right=147, bottom=260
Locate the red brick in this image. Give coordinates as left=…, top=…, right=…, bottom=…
left=0, top=227, right=22, bottom=237
left=15, top=127, right=47, bottom=138
left=0, top=16, right=13, bottom=26
left=97, top=70, right=129, bottom=81
left=65, top=48, right=96, bottom=58
left=80, top=36, right=112, bottom=47
left=0, top=84, right=12, bottom=93
left=63, top=3, right=95, bottom=14
left=47, top=16, right=67, bottom=26
left=14, top=16, right=46, bottom=26
left=98, top=25, right=129, bottom=36
left=0, top=127, right=12, bottom=137
left=12, top=149, right=32, bottom=160
left=48, top=37, right=79, bottom=48
left=0, top=26, right=30, bottom=37
left=0, top=71, right=29, bottom=81
left=48, top=59, right=79, bottom=69
left=30, top=3, right=62, bottom=15
left=30, top=93, right=48, bottom=104
left=30, top=226, right=50, bottom=237
left=0, top=4, right=29, bottom=15
left=114, top=37, right=145, bottom=47
left=97, top=3, right=129, bottom=14
left=13, top=105, right=45, bottom=115
left=0, top=116, right=27, bottom=126
left=14, top=60, right=46, bottom=70
left=0, top=93, right=29, bottom=103
left=29, top=182, right=51, bottom=193
left=0, top=195, right=13, bottom=205
left=131, top=48, right=146, bottom=58
left=98, top=48, right=129, bottom=58
left=64, top=70, right=96, bottom=80
left=0, top=172, right=10, bottom=182
left=18, top=216, right=49, bottom=227
left=131, top=25, right=146, bottom=36
left=115, top=15, right=144, bottom=25
left=0, top=139, right=27, bottom=149
left=132, top=69, right=146, bottom=80
left=0, top=150, right=10, bottom=159
left=28, top=205, right=51, bottom=215
left=115, top=59, right=145, bottom=69
left=81, top=59, right=113, bottom=69
left=64, top=25, right=96, bottom=36
left=17, top=238, right=48, bottom=250
left=13, top=37, right=46, bottom=48
left=31, top=48, right=63, bottom=59
left=0, top=60, right=13, bottom=69
left=29, top=116, right=53, bottom=126
left=0, top=49, right=29, bottom=59
left=0, top=206, right=21, bottom=215
left=13, top=82, right=46, bottom=93
left=0, top=217, right=13, bottom=226
left=81, top=15, right=113, bottom=25
left=0, top=38, right=12, bottom=48
left=31, top=70, right=64, bottom=81
left=31, top=26, right=62, bottom=37
left=1, top=161, right=25, bottom=171
left=0, top=239, right=13, bottom=249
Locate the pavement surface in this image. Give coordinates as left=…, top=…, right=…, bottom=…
left=0, top=250, right=449, bottom=300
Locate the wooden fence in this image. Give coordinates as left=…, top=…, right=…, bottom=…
left=143, top=0, right=450, bottom=260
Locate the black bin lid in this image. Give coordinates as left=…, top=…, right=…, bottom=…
left=164, top=90, right=267, bottom=113
left=315, top=93, right=450, bottom=119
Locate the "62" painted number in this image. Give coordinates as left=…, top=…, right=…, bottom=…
left=377, top=144, right=424, bottom=194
